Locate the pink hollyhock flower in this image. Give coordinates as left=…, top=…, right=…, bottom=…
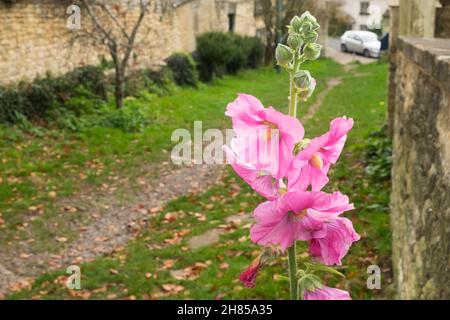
left=226, top=94, right=304, bottom=178
left=309, top=217, right=360, bottom=265
left=288, top=116, right=353, bottom=191
left=303, top=285, right=351, bottom=300
left=250, top=191, right=354, bottom=252
left=223, top=141, right=286, bottom=201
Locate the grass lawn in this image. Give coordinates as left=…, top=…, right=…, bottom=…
left=0, top=59, right=340, bottom=250
left=4, top=60, right=392, bottom=300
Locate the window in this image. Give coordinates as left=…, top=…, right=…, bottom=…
left=360, top=24, right=368, bottom=31
left=360, top=1, right=370, bottom=15
left=228, top=13, right=236, bottom=32
left=228, top=2, right=237, bottom=32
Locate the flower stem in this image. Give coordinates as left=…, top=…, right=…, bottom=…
left=287, top=57, right=300, bottom=300
left=287, top=243, right=298, bottom=300
left=289, top=72, right=298, bottom=117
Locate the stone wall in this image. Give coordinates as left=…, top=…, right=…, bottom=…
left=0, top=0, right=259, bottom=85
left=390, top=37, right=450, bottom=299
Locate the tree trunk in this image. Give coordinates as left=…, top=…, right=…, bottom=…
left=114, top=66, right=124, bottom=109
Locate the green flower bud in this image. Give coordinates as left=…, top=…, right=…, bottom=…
left=293, top=70, right=312, bottom=89
left=303, top=43, right=322, bottom=60
left=303, top=30, right=318, bottom=44
left=299, top=11, right=320, bottom=31
left=275, top=44, right=293, bottom=66
left=289, top=16, right=302, bottom=32
left=287, top=33, right=303, bottom=49
left=298, top=77, right=316, bottom=101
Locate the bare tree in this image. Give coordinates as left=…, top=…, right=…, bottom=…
left=77, top=0, right=168, bottom=108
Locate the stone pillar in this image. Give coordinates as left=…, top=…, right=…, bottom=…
left=387, top=0, right=442, bottom=137
left=399, top=0, right=441, bottom=37
left=391, top=37, right=450, bottom=299
left=387, top=0, right=399, bottom=138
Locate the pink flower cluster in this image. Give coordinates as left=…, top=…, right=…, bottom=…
left=224, top=94, right=360, bottom=299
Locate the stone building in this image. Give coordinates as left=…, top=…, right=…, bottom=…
left=387, top=0, right=450, bottom=299
left=338, top=0, right=390, bottom=31
left=0, top=0, right=262, bottom=85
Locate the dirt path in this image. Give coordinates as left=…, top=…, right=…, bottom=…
left=0, top=161, right=224, bottom=296
left=303, top=77, right=342, bottom=121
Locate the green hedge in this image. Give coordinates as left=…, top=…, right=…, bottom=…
left=195, top=32, right=264, bottom=82
left=0, top=66, right=106, bottom=123
left=166, top=53, right=199, bottom=87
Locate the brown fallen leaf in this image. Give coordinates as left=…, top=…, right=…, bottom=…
left=159, top=259, right=176, bottom=270
left=162, top=284, right=184, bottom=293
left=150, top=207, right=161, bottom=214
left=109, top=269, right=119, bottom=275
left=219, top=263, right=229, bottom=270
left=55, top=237, right=68, bottom=243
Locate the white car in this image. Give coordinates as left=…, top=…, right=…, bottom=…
left=340, top=31, right=381, bottom=58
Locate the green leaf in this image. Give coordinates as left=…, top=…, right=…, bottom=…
left=305, top=262, right=345, bottom=278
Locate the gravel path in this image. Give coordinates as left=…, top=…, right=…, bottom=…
left=0, top=162, right=224, bottom=296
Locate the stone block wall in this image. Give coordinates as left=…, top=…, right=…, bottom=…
left=390, top=37, right=450, bottom=299
left=0, top=0, right=258, bottom=85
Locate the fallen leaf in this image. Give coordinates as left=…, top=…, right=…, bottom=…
left=160, top=259, right=176, bottom=270
left=219, top=263, right=229, bottom=270
left=55, top=237, right=68, bottom=243
left=162, top=284, right=184, bottom=293
left=109, top=269, right=119, bottom=275
left=164, top=212, right=177, bottom=222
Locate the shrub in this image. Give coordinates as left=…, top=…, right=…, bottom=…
left=97, top=103, right=148, bottom=132
left=242, top=36, right=264, bottom=69
left=195, top=32, right=264, bottom=81
left=195, top=32, right=236, bottom=81
left=0, top=65, right=106, bottom=124
left=166, top=53, right=198, bottom=87
left=124, top=67, right=175, bottom=98
left=364, top=126, right=392, bottom=182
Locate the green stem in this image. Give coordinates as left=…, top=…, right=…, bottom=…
left=287, top=243, right=298, bottom=300
left=287, top=56, right=300, bottom=300
left=289, top=72, right=298, bottom=117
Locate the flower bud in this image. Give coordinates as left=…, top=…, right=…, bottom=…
left=298, top=77, right=316, bottom=101
left=275, top=44, right=293, bottom=66
left=299, top=11, right=320, bottom=31
left=287, top=33, right=304, bottom=49
left=293, top=70, right=312, bottom=89
left=303, top=31, right=318, bottom=44
left=290, top=16, right=302, bottom=32
left=303, top=43, right=322, bottom=60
